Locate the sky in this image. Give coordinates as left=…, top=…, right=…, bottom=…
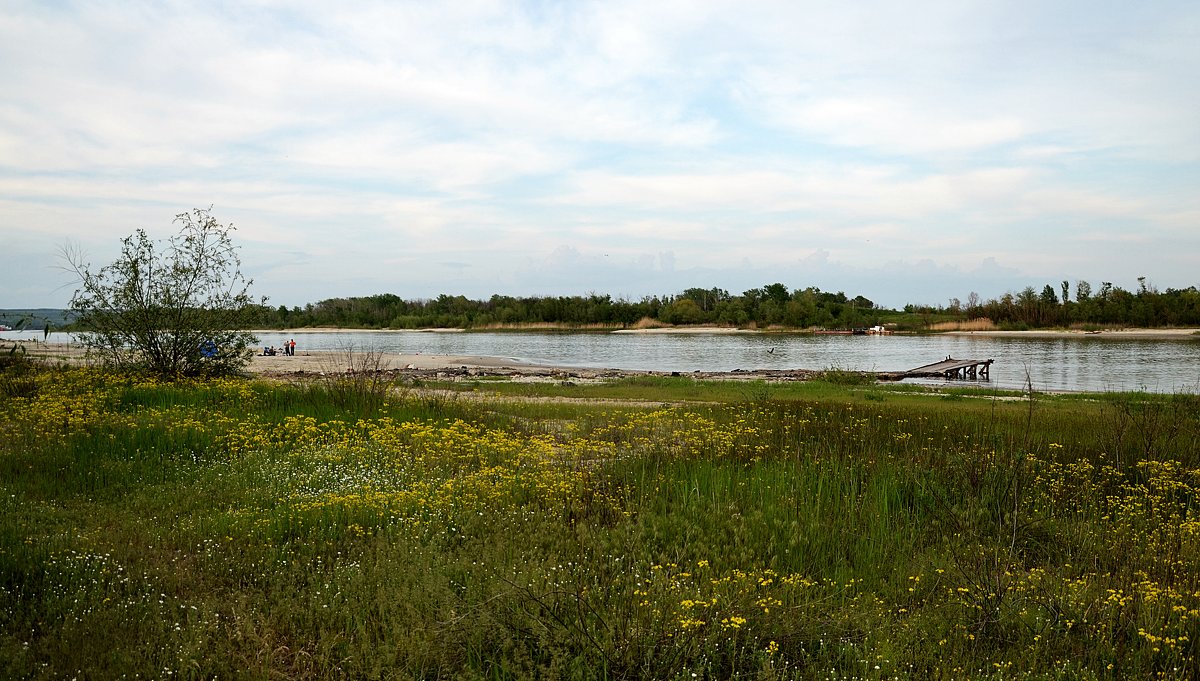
left=2, top=1, right=1198, bottom=311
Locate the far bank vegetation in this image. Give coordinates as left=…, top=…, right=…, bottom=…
left=244, top=277, right=1200, bottom=332
left=250, top=284, right=887, bottom=331
left=912, top=278, right=1200, bottom=330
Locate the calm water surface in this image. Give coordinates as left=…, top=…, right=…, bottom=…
left=263, top=330, right=1200, bottom=393
left=11, top=330, right=1200, bottom=393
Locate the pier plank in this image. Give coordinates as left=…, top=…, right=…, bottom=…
left=905, top=356, right=993, bottom=380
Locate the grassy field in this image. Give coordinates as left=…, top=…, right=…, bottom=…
left=2, top=358, right=1199, bottom=679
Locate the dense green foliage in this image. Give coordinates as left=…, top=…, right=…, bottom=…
left=246, top=277, right=1199, bottom=332
left=41, top=273, right=1200, bottom=334
left=249, top=285, right=888, bottom=330
left=914, top=278, right=1200, bottom=329
left=3, top=362, right=1199, bottom=678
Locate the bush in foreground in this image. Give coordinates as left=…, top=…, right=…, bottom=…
left=63, top=208, right=262, bottom=377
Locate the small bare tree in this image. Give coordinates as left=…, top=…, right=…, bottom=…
left=63, top=208, right=263, bottom=377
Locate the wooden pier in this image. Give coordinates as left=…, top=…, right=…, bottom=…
left=905, top=356, right=993, bottom=380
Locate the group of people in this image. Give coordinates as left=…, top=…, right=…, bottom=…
left=262, top=339, right=297, bottom=356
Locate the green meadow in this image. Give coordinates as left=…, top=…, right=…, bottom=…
left=2, top=360, right=1198, bottom=679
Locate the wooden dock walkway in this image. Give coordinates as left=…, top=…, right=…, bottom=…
left=905, top=356, right=993, bottom=380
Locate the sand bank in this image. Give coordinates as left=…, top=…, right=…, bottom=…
left=945, top=328, right=1199, bottom=339
left=249, top=350, right=548, bottom=374
left=251, top=327, right=464, bottom=334
left=14, top=341, right=825, bottom=383
left=14, top=342, right=548, bottom=374
left=611, top=326, right=758, bottom=334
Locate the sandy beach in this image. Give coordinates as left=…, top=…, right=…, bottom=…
left=249, top=350, right=550, bottom=374
left=610, top=326, right=758, bottom=334
left=15, top=341, right=550, bottom=375
left=11, top=341, right=819, bottom=382
left=944, top=328, right=1200, bottom=339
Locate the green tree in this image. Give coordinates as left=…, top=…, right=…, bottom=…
left=661, top=298, right=705, bottom=324
left=64, top=208, right=263, bottom=377
left=680, top=287, right=729, bottom=313
left=762, top=282, right=790, bottom=306
left=1076, top=280, right=1092, bottom=302
left=1040, top=284, right=1059, bottom=306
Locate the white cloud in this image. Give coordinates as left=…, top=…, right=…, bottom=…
left=554, top=164, right=1037, bottom=224
left=1, top=0, right=1197, bottom=309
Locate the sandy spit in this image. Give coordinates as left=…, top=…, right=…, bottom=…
left=945, top=328, right=1200, bottom=339
left=15, top=342, right=553, bottom=374
left=251, top=327, right=464, bottom=334
left=610, top=326, right=758, bottom=334
left=248, top=351, right=552, bottom=374
left=14, top=341, right=825, bottom=383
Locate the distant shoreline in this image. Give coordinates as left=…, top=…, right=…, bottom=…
left=944, top=328, right=1200, bottom=339
left=250, top=327, right=465, bottom=334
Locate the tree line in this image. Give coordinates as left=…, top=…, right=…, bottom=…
left=248, top=284, right=887, bottom=330
left=910, top=278, right=1200, bottom=329
left=250, top=278, right=1200, bottom=331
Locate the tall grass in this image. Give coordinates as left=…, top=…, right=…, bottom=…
left=2, top=365, right=1198, bottom=678
left=927, top=318, right=998, bottom=332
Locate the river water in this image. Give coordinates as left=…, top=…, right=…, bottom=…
left=9, top=330, right=1200, bottom=394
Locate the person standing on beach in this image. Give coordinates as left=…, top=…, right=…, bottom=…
left=289, top=339, right=296, bottom=356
